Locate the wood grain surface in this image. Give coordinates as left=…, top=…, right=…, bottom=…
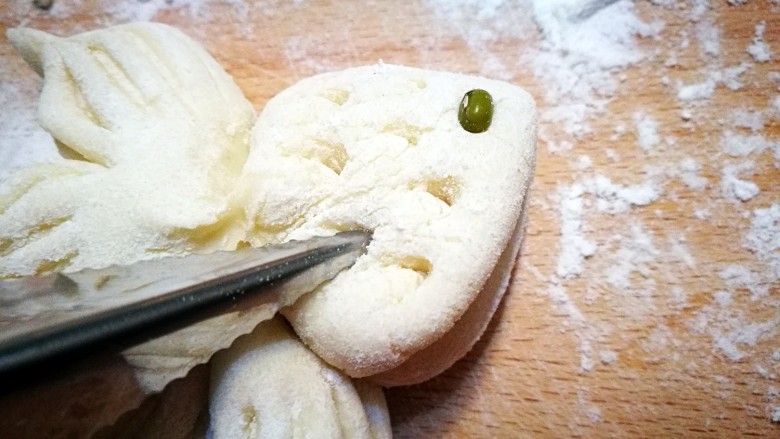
left=1, top=0, right=779, bottom=438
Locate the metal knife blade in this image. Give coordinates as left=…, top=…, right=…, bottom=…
left=0, top=231, right=370, bottom=377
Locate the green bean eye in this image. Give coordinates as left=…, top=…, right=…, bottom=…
left=458, top=89, right=493, bottom=133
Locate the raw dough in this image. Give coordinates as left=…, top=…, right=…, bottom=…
left=209, top=317, right=391, bottom=439
left=243, top=64, right=537, bottom=382
left=1, top=23, right=254, bottom=277
left=1, top=24, right=537, bottom=388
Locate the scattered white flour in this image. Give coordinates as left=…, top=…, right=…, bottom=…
left=719, top=265, right=769, bottom=301
left=547, top=139, right=575, bottom=154
left=755, top=365, right=773, bottom=379
left=284, top=35, right=344, bottom=74
left=768, top=390, right=780, bottom=424
left=691, top=305, right=777, bottom=362
left=523, top=5, right=779, bottom=424
left=721, top=63, right=752, bottom=91
left=555, top=173, right=660, bottom=279
left=551, top=171, right=665, bottom=372
left=605, top=223, right=658, bottom=290
left=683, top=202, right=780, bottom=369
left=694, top=208, right=711, bottom=220
left=696, top=20, right=721, bottom=58
left=549, top=282, right=599, bottom=373
left=582, top=175, right=659, bottom=213
left=721, top=131, right=776, bottom=157
left=529, top=0, right=663, bottom=136
left=668, top=234, right=696, bottom=269
left=577, top=387, right=604, bottom=424
left=24, top=0, right=253, bottom=24
left=641, top=324, right=679, bottom=362
left=634, top=112, right=661, bottom=151
left=524, top=259, right=600, bottom=374
left=676, top=62, right=758, bottom=102
left=744, top=204, right=780, bottom=278
left=721, top=161, right=759, bottom=202
left=677, top=76, right=717, bottom=102
left=730, top=109, right=764, bottom=132
left=0, top=63, right=60, bottom=181
left=747, top=21, right=771, bottom=63
left=611, top=123, right=627, bottom=140
left=574, top=155, right=594, bottom=170
left=772, top=95, right=780, bottom=114
left=599, top=350, right=617, bottom=364
left=670, top=286, right=687, bottom=307
left=678, top=158, right=708, bottom=190
left=714, top=290, right=733, bottom=307
left=424, top=0, right=535, bottom=80
left=29, top=0, right=330, bottom=49
left=557, top=184, right=597, bottom=279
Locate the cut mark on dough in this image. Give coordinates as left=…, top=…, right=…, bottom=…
left=241, top=405, right=259, bottom=438
left=415, top=176, right=461, bottom=206
left=63, top=66, right=109, bottom=131
left=27, top=216, right=70, bottom=238
left=372, top=258, right=432, bottom=305
left=251, top=218, right=298, bottom=235
left=34, top=251, right=77, bottom=275
left=0, top=165, right=92, bottom=215
left=389, top=342, right=404, bottom=357
left=382, top=121, right=430, bottom=146
left=55, top=139, right=92, bottom=163
left=321, top=88, right=350, bottom=105
left=397, top=255, right=433, bottom=277
left=2, top=215, right=72, bottom=257
left=126, top=27, right=182, bottom=89
left=311, top=139, right=349, bottom=174
left=145, top=245, right=172, bottom=253
left=0, top=238, right=12, bottom=255
left=321, top=220, right=372, bottom=235
left=249, top=211, right=307, bottom=241
left=283, top=139, right=349, bottom=175
left=93, top=274, right=115, bottom=290
left=86, top=43, right=145, bottom=107
left=168, top=210, right=245, bottom=251
left=381, top=255, right=432, bottom=280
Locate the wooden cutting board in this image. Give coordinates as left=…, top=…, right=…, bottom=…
left=0, top=1, right=778, bottom=437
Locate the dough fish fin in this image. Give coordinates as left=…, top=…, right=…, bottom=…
left=6, top=27, right=59, bottom=76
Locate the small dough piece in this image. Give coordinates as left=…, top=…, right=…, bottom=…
left=243, top=64, right=537, bottom=383
left=1, top=23, right=254, bottom=278
left=209, top=317, right=391, bottom=439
